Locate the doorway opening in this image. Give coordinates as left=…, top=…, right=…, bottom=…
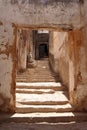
left=39, top=43, right=49, bottom=59
left=16, top=27, right=70, bottom=114
left=34, top=30, right=49, bottom=60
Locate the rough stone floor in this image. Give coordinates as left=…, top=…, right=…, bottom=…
left=0, top=122, right=87, bottom=130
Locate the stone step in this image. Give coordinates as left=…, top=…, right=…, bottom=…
left=16, top=73, right=57, bottom=77
left=17, top=69, right=55, bottom=73
left=16, top=79, right=56, bottom=82
left=16, top=80, right=57, bottom=83
left=1, top=112, right=87, bottom=123
left=16, top=74, right=57, bottom=78
left=16, top=82, right=66, bottom=91
left=16, top=103, right=74, bottom=113
left=16, top=76, right=57, bottom=79
left=16, top=91, right=68, bottom=105
left=26, top=67, right=51, bottom=69
left=28, top=70, right=51, bottom=72
left=16, top=75, right=59, bottom=82
left=16, top=88, right=56, bottom=94
left=17, top=70, right=55, bottom=72
left=16, top=79, right=57, bottom=82
left=16, top=74, right=57, bottom=76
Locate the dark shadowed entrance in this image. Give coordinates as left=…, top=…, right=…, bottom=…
left=39, top=43, right=49, bottom=59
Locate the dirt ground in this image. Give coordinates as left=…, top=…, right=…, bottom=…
left=0, top=122, right=87, bottom=130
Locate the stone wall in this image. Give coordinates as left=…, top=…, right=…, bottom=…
left=0, top=22, right=16, bottom=112
left=0, top=0, right=87, bottom=112
left=0, top=0, right=81, bottom=28
left=17, top=29, right=28, bottom=72
left=70, top=0, right=87, bottom=111
left=57, top=32, right=69, bottom=87
left=49, top=31, right=58, bottom=73
left=66, top=0, right=87, bottom=111
left=49, top=31, right=69, bottom=87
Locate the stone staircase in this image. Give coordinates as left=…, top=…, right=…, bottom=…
left=16, top=59, right=74, bottom=114
left=16, top=59, right=59, bottom=82
left=0, top=59, right=87, bottom=123
left=16, top=82, right=74, bottom=113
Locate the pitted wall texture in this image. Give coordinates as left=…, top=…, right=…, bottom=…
left=0, top=0, right=87, bottom=112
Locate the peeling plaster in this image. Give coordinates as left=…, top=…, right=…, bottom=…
left=0, top=54, right=13, bottom=98
left=0, top=0, right=81, bottom=29
left=0, top=0, right=87, bottom=112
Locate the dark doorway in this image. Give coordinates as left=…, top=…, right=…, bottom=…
left=39, top=44, right=49, bottom=59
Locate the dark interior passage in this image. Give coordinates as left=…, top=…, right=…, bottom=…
left=34, top=30, right=49, bottom=60
left=39, top=44, right=49, bottom=59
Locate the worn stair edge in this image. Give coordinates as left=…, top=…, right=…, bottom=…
left=17, top=80, right=58, bottom=83
left=16, top=86, right=65, bottom=91
left=16, top=73, right=57, bottom=76
left=16, top=76, right=58, bottom=78
left=0, top=112, right=87, bottom=123
left=16, top=80, right=57, bottom=83
left=16, top=103, right=74, bottom=113
left=16, top=92, right=69, bottom=105
left=16, top=87, right=65, bottom=91
left=16, top=88, right=55, bottom=94
left=16, top=75, right=57, bottom=78
left=16, top=82, right=63, bottom=86
left=16, top=88, right=65, bottom=93
left=16, top=80, right=58, bottom=82
left=16, top=82, right=66, bottom=90
left=16, top=101, right=68, bottom=105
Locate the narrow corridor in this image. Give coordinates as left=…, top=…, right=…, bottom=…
left=16, top=59, right=58, bottom=82
left=16, top=59, right=74, bottom=113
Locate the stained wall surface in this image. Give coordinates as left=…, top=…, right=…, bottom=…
left=71, top=0, right=87, bottom=111
left=0, top=0, right=86, bottom=112
left=49, top=31, right=69, bottom=88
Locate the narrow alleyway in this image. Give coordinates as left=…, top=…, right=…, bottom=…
left=16, top=59, right=73, bottom=113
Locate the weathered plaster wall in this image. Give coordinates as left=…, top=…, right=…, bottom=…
left=57, top=32, right=69, bottom=87
left=49, top=31, right=69, bottom=87
left=69, top=0, right=87, bottom=111
left=0, top=0, right=86, bottom=112
left=27, top=30, right=34, bottom=61
left=49, top=25, right=87, bottom=111
left=49, top=31, right=58, bottom=73
left=66, top=0, right=87, bottom=111
left=0, top=0, right=81, bottom=29
left=68, top=29, right=87, bottom=111
left=0, top=22, right=16, bottom=112
left=17, top=29, right=28, bottom=72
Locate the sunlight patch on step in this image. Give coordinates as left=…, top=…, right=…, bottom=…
left=11, top=112, right=75, bottom=118
left=16, top=82, right=62, bottom=87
